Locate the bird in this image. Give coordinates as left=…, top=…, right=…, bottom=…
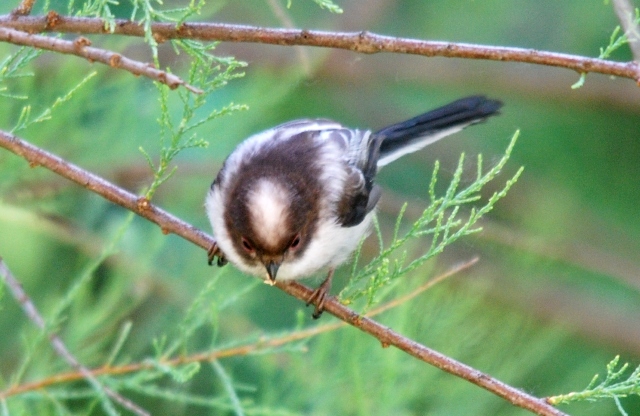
left=205, top=95, right=502, bottom=318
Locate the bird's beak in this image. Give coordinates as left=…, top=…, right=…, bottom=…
left=265, top=261, right=280, bottom=282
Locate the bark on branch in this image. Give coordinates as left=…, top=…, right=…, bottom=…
left=0, top=14, right=638, bottom=84
left=0, top=26, right=202, bottom=93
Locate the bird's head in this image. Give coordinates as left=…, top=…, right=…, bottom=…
left=224, top=176, right=318, bottom=282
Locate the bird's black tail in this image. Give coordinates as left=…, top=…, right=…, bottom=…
left=375, top=96, right=503, bottom=167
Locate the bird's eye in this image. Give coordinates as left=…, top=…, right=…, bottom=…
left=241, top=237, right=254, bottom=253
left=289, top=234, right=301, bottom=249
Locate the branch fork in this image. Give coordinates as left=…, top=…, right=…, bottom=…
left=0, top=21, right=202, bottom=93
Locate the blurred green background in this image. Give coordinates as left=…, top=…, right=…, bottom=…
left=0, top=0, right=639, bottom=415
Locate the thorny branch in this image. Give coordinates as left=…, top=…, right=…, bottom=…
left=0, top=258, right=150, bottom=416
left=0, top=26, right=202, bottom=93
left=0, top=129, right=567, bottom=416
left=0, top=14, right=639, bottom=84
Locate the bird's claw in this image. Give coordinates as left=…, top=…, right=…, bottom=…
left=306, top=269, right=334, bottom=319
left=207, top=242, right=227, bottom=267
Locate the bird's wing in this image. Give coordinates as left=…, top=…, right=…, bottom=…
left=313, top=127, right=383, bottom=228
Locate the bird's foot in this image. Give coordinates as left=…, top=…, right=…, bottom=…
left=306, top=269, right=334, bottom=319
left=207, top=242, right=227, bottom=267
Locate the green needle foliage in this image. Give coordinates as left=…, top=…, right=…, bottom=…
left=140, top=55, right=247, bottom=199
left=549, top=355, right=640, bottom=415
left=12, top=71, right=97, bottom=133
left=74, top=0, right=118, bottom=29
left=340, top=131, right=523, bottom=309
left=572, top=7, right=639, bottom=89
left=0, top=47, right=41, bottom=100
left=78, top=0, right=251, bottom=199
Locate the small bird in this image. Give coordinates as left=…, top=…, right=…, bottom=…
left=206, top=95, right=502, bottom=318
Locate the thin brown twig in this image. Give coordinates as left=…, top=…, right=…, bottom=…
left=0, top=26, right=203, bottom=93
left=0, top=129, right=567, bottom=416
left=0, top=257, right=150, bottom=416
left=10, top=0, right=36, bottom=17
left=612, top=0, right=640, bottom=61
left=0, top=14, right=638, bottom=84
left=0, top=257, right=477, bottom=399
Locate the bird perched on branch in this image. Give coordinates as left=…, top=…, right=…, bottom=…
left=206, top=95, right=502, bottom=318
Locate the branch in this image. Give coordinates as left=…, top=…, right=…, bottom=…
left=0, top=257, right=150, bottom=416
left=0, top=129, right=567, bottom=416
left=0, top=14, right=638, bottom=84
left=0, top=131, right=212, bottom=248
left=0, top=26, right=203, bottom=93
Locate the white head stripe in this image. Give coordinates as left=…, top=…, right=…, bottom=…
left=247, top=178, right=290, bottom=245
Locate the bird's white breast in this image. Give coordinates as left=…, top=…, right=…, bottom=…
left=277, top=212, right=373, bottom=280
